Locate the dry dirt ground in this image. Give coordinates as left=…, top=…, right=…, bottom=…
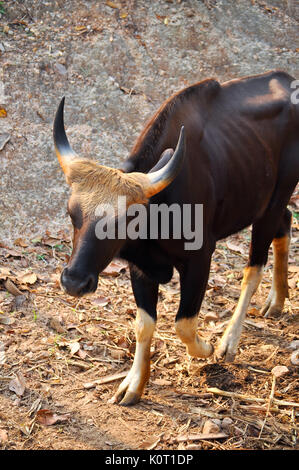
left=0, top=0, right=298, bottom=452
left=0, top=222, right=298, bottom=451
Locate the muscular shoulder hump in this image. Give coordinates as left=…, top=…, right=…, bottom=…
left=240, top=71, right=293, bottom=120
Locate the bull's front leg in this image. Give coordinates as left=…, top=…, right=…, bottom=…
left=175, top=256, right=214, bottom=359
left=109, top=266, right=158, bottom=406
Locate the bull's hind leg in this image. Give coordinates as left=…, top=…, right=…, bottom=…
left=216, top=206, right=293, bottom=362
left=261, top=209, right=291, bottom=318
left=109, top=266, right=158, bottom=406
left=216, top=265, right=264, bottom=362
left=216, top=217, right=277, bottom=362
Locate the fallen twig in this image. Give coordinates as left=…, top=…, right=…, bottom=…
left=84, top=370, right=129, bottom=389
left=174, top=432, right=228, bottom=443
left=207, top=387, right=299, bottom=408
left=258, top=365, right=289, bottom=439
left=66, top=359, right=92, bottom=370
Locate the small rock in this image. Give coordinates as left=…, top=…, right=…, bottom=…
left=289, top=340, right=299, bottom=350
left=211, top=418, right=222, bottom=427
left=290, top=350, right=299, bottom=366
left=49, top=317, right=66, bottom=334
left=202, top=419, right=220, bottom=434
left=271, top=365, right=289, bottom=378
left=0, top=133, right=10, bottom=151
left=204, top=312, right=218, bottom=322
left=14, top=294, right=27, bottom=310
left=221, top=417, right=233, bottom=429
left=54, top=62, right=67, bottom=76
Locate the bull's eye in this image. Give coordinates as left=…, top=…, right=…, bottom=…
left=67, top=202, right=83, bottom=229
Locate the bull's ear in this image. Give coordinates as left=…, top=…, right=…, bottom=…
left=143, top=126, right=185, bottom=197
left=119, top=160, right=135, bottom=173
left=53, top=97, right=78, bottom=181
left=148, top=148, right=174, bottom=173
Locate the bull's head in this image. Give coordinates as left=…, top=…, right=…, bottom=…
left=54, top=98, right=185, bottom=297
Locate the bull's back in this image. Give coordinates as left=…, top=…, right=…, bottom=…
left=178, top=71, right=297, bottom=240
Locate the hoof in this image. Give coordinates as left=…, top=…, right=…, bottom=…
left=108, top=391, right=141, bottom=407
left=260, top=303, right=282, bottom=319
left=215, top=336, right=238, bottom=363
left=119, top=391, right=141, bottom=406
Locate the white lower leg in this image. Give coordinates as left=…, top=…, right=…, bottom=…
left=261, top=235, right=289, bottom=317
left=109, top=308, right=155, bottom=405
left=216, top=265, right=263, bottom=361
left=175, top=317, right=213, bottom=358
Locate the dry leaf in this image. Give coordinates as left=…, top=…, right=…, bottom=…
left=0, top=267, right=12, bottom=280
left=77, top=348, right=87, bottom=360
left=0, top=107, right=7, bottom=118
left=289, top=194, right=299, bottom=209
left=74, top=25, right=88, bottom=31
left=4, top=279, right=23, bottom=296
left=110, top=348, right=126, bottom=359
left=42, top=236, right=61, bottom=247
left=247, top=307, right=260, bottom=317
left=0, top=344, right=6, bottom=365
left=0, top=315, right=15, bottom=325
left=4, top=248, right=22, bottom=258
left=139, top=436, right=161, bottom=450
left=92, top=296, right=109, bottom=307
left=226, top=240, right=246, bottom=254
left=288, top=277, right=298, bottom=290
left=116, top=336, right=129, bottom=349
left=288, top=265, right=299, bottom=273
left=14, top=238, right=28, bottom=248
left=20, top=272, right=37, bottom=285
left=101, top=260, right=127, bottom=276
left=106, top=0, right=119, bottom=8
left=0, top=429, right=8, bottom=444
left=36, top=409, right=70, bottom=426
left=9, top=372, right=26, bottom=396
left=69, top=342, right=81, bottom=356
left=210, top=274, right=227, bottom=287
left=152, top=378, right=172, bottom=386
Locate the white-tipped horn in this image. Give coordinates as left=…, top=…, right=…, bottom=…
left=144, top=126, right=186, bottom=197
left=53, top=97, right=78, bottom=175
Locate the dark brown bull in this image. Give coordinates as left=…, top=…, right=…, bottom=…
left=53, top=70, right=299, bottom=405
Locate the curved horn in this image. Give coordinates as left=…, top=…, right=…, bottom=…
left=53, top=97, right=78, bottom=174
left=144, top=126, right=186, bottom=197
